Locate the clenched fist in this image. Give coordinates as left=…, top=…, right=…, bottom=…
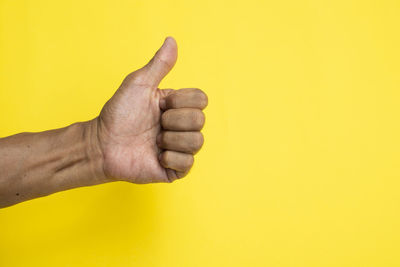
left=95, top=37, right=207, bottom=183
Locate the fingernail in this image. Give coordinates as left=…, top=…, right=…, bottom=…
left=158, top=151, right=164, bottom=161
left=159, top=98, right=166, bottom=110
left=156, top=134, right=162, bottom=145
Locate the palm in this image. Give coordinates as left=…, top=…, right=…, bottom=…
left=97, top=78, right=169, bottom=183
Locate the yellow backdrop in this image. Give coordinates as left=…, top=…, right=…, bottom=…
left=1, top=0, right=400, bottom=266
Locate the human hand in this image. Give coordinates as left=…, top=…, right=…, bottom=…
left=94, top=37, right=207, bottom=183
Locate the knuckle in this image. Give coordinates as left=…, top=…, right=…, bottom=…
left=125, top=70, right=146, bottom=86
left=154, top=53, right=173, bottom=69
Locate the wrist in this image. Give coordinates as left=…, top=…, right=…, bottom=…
left=81, top=118, right=109, bottom=183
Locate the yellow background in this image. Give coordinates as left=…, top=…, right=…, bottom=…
left=1, top=0, right=400, bottom=266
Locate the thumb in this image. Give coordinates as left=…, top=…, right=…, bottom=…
left=139, top=37, right=178, bottom=87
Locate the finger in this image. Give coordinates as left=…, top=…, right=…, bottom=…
left=127, top=37, right=177, bottom=87
left=165, top=168, right=190, bottom=182
left=157, top=131, right=204, bottom=154
left=159, top=150, right=194, bottom=173
left=162, top=108, right=205, bottom=131
left=159, top=88, right=208, bottom=110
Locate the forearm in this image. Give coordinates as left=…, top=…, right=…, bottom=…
left=0, top=119, right=107, bottom=208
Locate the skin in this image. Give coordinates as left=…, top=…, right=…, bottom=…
left=0, top=37, right=207, bottom=208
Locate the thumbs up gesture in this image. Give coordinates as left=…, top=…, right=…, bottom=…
left=94, top=37, right=207, bottom=183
